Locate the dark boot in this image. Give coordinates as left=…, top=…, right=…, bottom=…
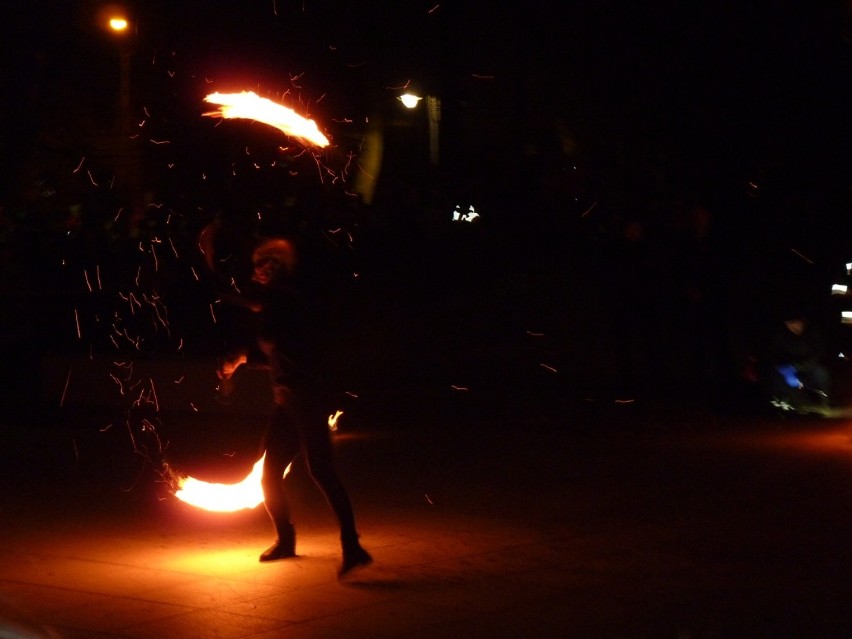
left=339, top=534, right=372, bottom=578
left=259, top=524, right=296, bottom=562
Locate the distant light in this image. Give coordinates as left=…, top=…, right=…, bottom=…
left=398, top=93, right=422, bottom=109
left=452, top=204, right=480, bottom=223
left=842, top=311, right=852, bottom=324
left=832, top=284, right=848, bottom=295
left=847, top=262, right=852, bottom=274
left=109, top=17, right=129, bottom=32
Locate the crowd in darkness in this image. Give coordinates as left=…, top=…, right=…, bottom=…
left=2, top=119, right=848, bottom=424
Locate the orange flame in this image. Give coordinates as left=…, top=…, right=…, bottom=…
left=328, top=409, right=343, bottom=432
left=203, top=91, right=330, bottom=147
left=174, top=454, right=291, bottom=512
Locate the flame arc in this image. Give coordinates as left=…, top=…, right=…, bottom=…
left=172, top=412, right=339, bottom=512
left=203, top=91, right=330, bottom=148
left=174, top=454, right=291, bottom=513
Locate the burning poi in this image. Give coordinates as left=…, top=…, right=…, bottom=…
left=174, top=454, right=281, bottom=512
left=171, top=92, right=334, bottom=514
left=172, top=412, right=343, bottom=512
left=202, top=91, right=330, bottom=147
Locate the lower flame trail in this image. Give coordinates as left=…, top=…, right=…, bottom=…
left=173, top=454, right=291, bottom=512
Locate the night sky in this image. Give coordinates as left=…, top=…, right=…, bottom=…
left=4, top=1, right=850, bottom=193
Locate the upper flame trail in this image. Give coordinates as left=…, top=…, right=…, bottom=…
left=203, top=91, right=330, bottom=148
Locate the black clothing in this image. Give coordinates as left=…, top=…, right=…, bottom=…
left=219, top=252, right=366, bottom=568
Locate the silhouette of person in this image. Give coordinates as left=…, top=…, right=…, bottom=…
left=214, top=234, right=372, bottom=577
left=767, top=310, right=831, bottom=411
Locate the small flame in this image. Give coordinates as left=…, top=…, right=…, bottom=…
left=174, top=454, right=291, bottom=512
left=203, top=91, right=330, bottom=147
left=328, top=409, right=343, bottom=432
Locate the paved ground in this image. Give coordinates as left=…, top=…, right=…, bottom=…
left=2, top=386, right=852, bottom=639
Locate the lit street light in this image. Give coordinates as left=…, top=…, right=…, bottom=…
left=108, top=17, right=129, bottom=32
left=398, top=93, right=422, bottom=109
left=97, top=4, right=142, bottom=225
left=398, top=91, right=440, bottom=167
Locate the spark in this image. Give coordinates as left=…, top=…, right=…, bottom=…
left=149, top=378, right=160, bottom=412
left=60, top=366, right=73, bottom=407
left=84, top=270, right=93, bottom=293
left=73, top=157, right=85, bottom=173
left=87, top=171, right=98, bottom=186
left=209, top=303, right=218, bottom=323
left=450, top=385, right=469, bottom=391
left=790, top=248, right=813, bottom=264
left=74, top=308, right=82, bottom=339
left=110, top=372, right=125, bottom=396
left=540, top=364, right=558, bottom=373
left=126, top=419, right=138, bottom=453
left=580, top=201, right=598, bottom=218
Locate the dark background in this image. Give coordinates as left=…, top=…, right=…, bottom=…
left=1, top=0, right=851, bottom=419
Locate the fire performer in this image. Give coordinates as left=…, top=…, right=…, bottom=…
left=205, top=228, right=372, bottom=577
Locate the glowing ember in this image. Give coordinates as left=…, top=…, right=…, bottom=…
left=203, top=91, right=330, bottom=147
left=174, top=454, right=291, bottom=512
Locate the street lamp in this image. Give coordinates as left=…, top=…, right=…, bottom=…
left=397, top=91, right=440, bottom=167
left=97, top=4, right=142, bottom=225
left=108, top=17, right=129, bottom=32
left=98, top=5, right=133, bottom=136
left=398, top=93, right=422, bottom=109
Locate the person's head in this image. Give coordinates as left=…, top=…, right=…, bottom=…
left=251, top=238, right=297, bottom=286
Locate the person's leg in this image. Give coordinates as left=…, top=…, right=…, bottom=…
left=259, top=403, right=301, bottom=561
left=298, top=396, right=372, bottom=576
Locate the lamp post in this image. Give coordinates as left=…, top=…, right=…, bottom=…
left=398, top=91, right=440, bottom=167
left=99, top=5, right=142, bottom=228
left=103, top=9, right=131, bottom=138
